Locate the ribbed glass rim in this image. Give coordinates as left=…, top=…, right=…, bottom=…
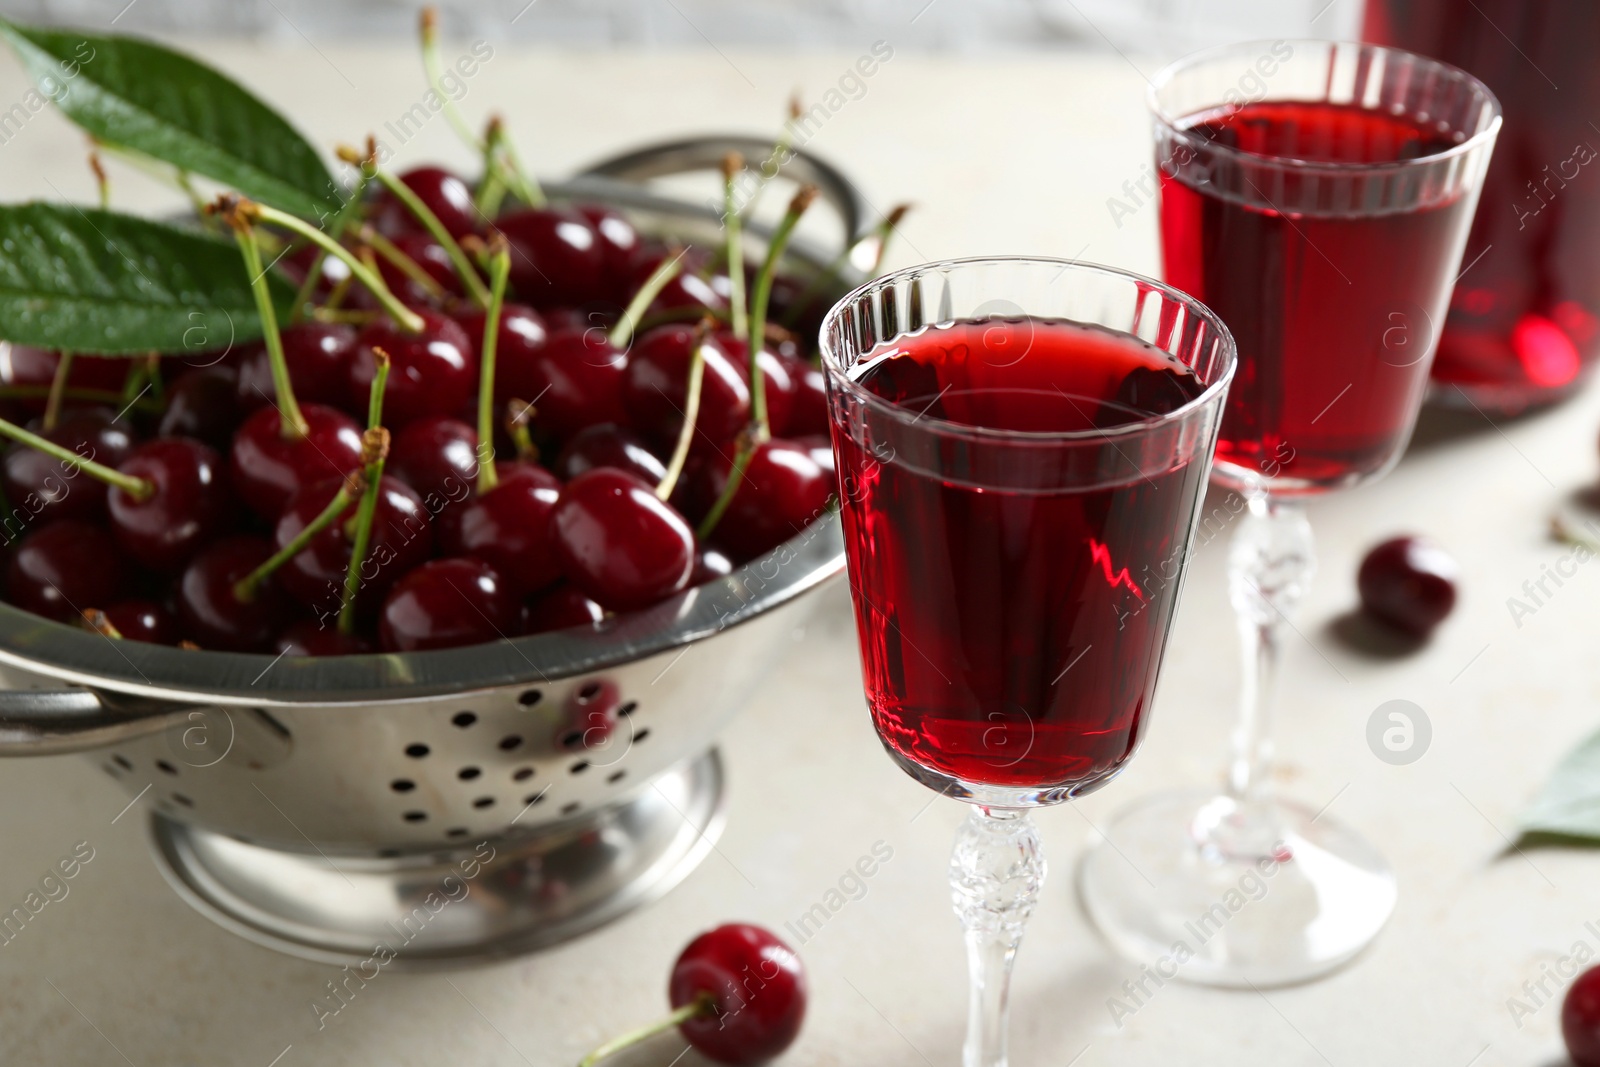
left=1149, top=38, right=1503, bottom=176
left=819, top=255, right=1237, bottom=444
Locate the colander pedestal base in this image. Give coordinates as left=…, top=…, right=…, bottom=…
left=148, top=749, right=726, bottom=968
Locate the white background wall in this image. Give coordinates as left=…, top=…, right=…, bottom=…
left=0, top=0, right=1362, bottom=52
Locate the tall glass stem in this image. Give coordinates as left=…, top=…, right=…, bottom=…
left=949, top=806, right=1045, bottom=1067
left=1225, top=492, right=1315, bottom=800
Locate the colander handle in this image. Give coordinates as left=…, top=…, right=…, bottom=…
left=577, top=134, right=875, bottom=251
left=0, top=688, right=191, bottom=755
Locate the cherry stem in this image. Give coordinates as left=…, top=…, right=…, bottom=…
left=656, top=323, right=709, bottom=503
left=504, top=399, right=538, bottom=463
left=0, top=415, right=151, bottom=501
left=360, top=225, right=448, bottom=302
left=88, top=151, right=109, bottom=210
left=695, top=433, right=755, bottom=542
left=42, top=351, right=73, bottom=433
left=608, top=251, right=686, bottom=351
left=746, top=183, right=818, bottom=440
left=474, top=117, right=511, bottom=217
left=358, top=155, right=492, bottom=308
left=420, top=8, right=483, bottom=154
left=234, top=198, right=425, bottom=334
left=576, top=994, right=713, bottom=1067
left=721, top=152, right=749, bottom=342
left=474, top=242, right=512, bottom=495
left=289, top=168, right=373, bottom=321
left=80, top=608, right=121, bottom=639
left=230, top=221, right=308, bottom=439
left=339, top=352, right=392, bottom=635
left=783, top=203, right=911, bottom=329
left=742, top=95, right=802, bottom=218
left=233, top=473, right=363, bottom=604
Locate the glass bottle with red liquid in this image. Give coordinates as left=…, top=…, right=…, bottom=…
left=1366, top=0, right=1600, bottom=411
left=824, top=258, right=1236, bottom=1067
left=1079, top=41, right=1500, bottom=987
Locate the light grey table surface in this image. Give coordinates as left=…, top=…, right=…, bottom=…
left=0, top=38, right=1596, bottom=1067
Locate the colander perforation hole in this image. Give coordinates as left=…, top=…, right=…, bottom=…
left=577, top=682, right=602, bottom=702
left=402, top=811, right=427, bottom=823
left=518, top=689, right=543, bottom=707
left=498, top=735, right=523, bottom=751
left=446, top=828, right=469, bottom=839
left=102, top=763, right=119, bottom=778
left=156, top=760, right=178, bottom=775
left=452, top=712, right=477, bottom=728
left=458, top=767, right=481, bottom=781
left=607, top=770, right=627, bottom=784
left=560, top=802, right=580, bottom=816
left=618, top=701, right=638, bottom=717
left=512, top=767, right=534, bottom=782
left=172, top=793, right=194, bottom=807
left=558, top=730, right=584, bottom=751
left=472, top=797, right=495, bottom=809
left=112, top=754, right=133, bottom=770
left=405, top=743, right=430, bottom=758
left=522, top=792, right=545, bottom=806
left=633, top=728, right=651, bottom=743
left=570, top=761, right=590, bottom=775
left=391, top=779, right=416, bottom=793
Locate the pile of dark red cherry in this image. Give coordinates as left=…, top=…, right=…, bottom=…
left=0, top=166, right=841, bottom=655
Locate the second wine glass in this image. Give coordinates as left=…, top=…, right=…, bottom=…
left=1079, top=39, right=1501, bottom=987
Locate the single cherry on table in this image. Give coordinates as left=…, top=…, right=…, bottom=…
left=579, top=922, right=807, bottom=1066
left=1357, top=535, right=1459, bottom=638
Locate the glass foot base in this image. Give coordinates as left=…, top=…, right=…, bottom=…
left=1076, top=787, right=1396, bottom=987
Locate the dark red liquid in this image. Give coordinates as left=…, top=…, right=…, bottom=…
left=833, top=318, right=1210, bottom=793
left=1367, top=0, right=1600, bottom=409
left=1160, top=101, right=1474, bottom=488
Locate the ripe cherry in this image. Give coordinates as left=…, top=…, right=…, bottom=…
left=632, top=249, right=726, bottom=316
left=176, top=536, right=292, bottom=652
left=372, top=232, right=465, bottom=303
left=700, top=440, right=832, bottom=561
left=717, top=333, right=796, bottom=436
left=444, top=464, right=563, bottom=595
left=109, top=437, right=233, bottom=573
left=693, top=546, right=735, bottom=585
left=351, top=309, right=477, bottom=427
left=6, top=521, right=126, bottom=621
left=160, top=364, right=241, bottom=450
left=236, top=322, right=356, bottom=411
left=1357, top=536, right=1459, bottom=638
left=496, top=207, right=607, bottom=309
left=378, top=557, right=521, bottom=652
left=554, top=424, right=667, bottom=485
left=549, top=469, right=696, bottom=611
left=782, top=356, right=829, bottom=437
left=276, top=620, right=372, bottom=657
left=273, top=475, right=432, bottom=613
left=669, top=924, right=807, bottom=1066
left=371, top=165, right=479, bottom=241
left=277, top=241, right=352, bottom=298
left=576, top=204, right=640, bottom=297
left=1564, top=965, right=1600, bottom=1067
left=101, top=599, right=176, bottom=645
left=229, top=403, right=364, bottom=520
left=526, top=583, right=605, bottom=634
left=526, top=327, right=629, bottom=441
left=455, top=302, right=548, bottom=405
left=623, top=324, right=751, bottom=448
left=387, top=416, right=480, bottom=504
left=0, top=345, right=129, bottom=414
left=2, top=407, right=135, bottom=525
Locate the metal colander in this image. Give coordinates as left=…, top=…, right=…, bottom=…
left=0, top=137, right=859, bottom=967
